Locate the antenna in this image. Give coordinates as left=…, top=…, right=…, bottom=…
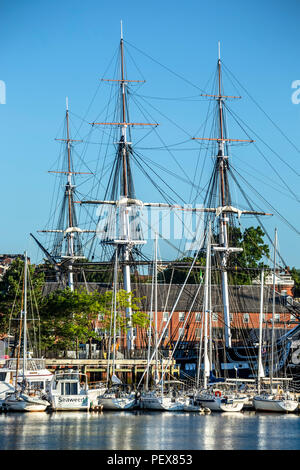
left=66, top=96, right=69, bottom=111
left=120, top=20, right=123, bottom=40
left=218, top=41, right=221, bottom=61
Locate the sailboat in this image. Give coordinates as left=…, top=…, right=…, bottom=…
left=252, top=231, right=298, bottom=413
left=97, top=249, right=137, bottom=410
left=2, top=252, right=50, bottom=412
left=138, top=235, right=188, bottom=411
left=192, top=224, right=246, bottom=412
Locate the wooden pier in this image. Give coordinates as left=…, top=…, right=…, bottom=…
left=45, top=358, right=181, bottom=387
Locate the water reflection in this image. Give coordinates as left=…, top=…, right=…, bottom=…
left=0, top=410, right=299, bottom=450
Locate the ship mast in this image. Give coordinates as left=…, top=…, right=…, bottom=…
left=87, top=22, right=155, bottom=351
left=33, top=99, right=94, bottom=290
left=192, top=43, right=265, bottom=349
left=65, top=97, right=75, bottom=290
left=119, top=24, right=134, bottom=349
left=82, top=37, right=272, bottom=353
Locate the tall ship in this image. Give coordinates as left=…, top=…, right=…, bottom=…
left=32, top=28, right=300, bottom=391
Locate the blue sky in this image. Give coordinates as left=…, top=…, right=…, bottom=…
left=1, top=0, right=300, bottom=268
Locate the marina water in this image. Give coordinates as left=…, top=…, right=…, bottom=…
left=0, top=410, right=299, bottom=451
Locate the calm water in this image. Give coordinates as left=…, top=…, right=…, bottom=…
left=0, top=410, right=299, bottom=450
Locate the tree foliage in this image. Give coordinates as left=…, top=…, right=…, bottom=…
left=0, top=258, right=45, bottom=341
left=40, top=288, right=149, bottom=354
left=158, top=226, right=270, bottom=285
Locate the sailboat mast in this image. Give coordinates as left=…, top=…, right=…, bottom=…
left=258, top=267, right=265, bottom=394
left=23, top=251, right=28, bottom=384
left=154, top=233, right=159, bottom=384
left=270, top=228, right=277, bottom=390
left=203, top=223, right=211, bottom=389
left=216, top=47, right=231, bottom=349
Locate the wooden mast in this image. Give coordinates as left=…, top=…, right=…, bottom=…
left=88, top=22, right=157, bottom=352
left=192, top=44, right=255, bottom=349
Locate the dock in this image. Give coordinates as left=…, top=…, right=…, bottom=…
left=44, top=358, right=181, bottom=387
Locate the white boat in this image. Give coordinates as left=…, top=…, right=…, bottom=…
left=2, top=391, right=49, bottom=412
left=1, top=253, right=52, bottom=412
left=87, top=382, right=107, bottom=406
left=195, top=389, right=245, bottom=412
left=253, top=392, right=298, bottom=413
left=180, top=396, right=209, bottom=413
left=252, top=243, right=298, bottom=413
left=48, top=371, right=90, bottom=411
left=139, top=390, right=185, bottom=411
left=0, top=358, right=53, bottom=406
left=98, top=389, right=137, bottom=410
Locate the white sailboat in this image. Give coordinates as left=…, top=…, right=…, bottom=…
left=98, top=248, right=137, bottom=411
left=195, top=225, right=246, bottom=412
left=138, top=236, right=187, bottom=411
left=252, top=234, right=298, bottom=413
left=2, top=252, right=50, bottom=412
left=0, top=358, right=52, bottom=407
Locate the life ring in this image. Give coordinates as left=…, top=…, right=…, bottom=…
left=215, top=391, right=222, bottom=397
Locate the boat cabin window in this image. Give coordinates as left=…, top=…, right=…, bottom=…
left=28, top=380, right=44, bottom=390
left=61, top=382, right=78, bottom=395
left=0, top=372, right=7, bottom=380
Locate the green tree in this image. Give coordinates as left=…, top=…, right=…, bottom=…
left=227, top=226, right=270, bottom=284
left=0, top=258, right=45, bottom=354
left=290, top=267, right=300, bottom=297
left=158, top=226, right=269, bottom=286
left=40, top=288, right=149, bottom=356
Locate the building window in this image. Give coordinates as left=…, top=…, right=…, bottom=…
left=178, top=327, right=185, bottom=338
left=263, top=314, right=267, bottom=323
left=179, top=312, right=185, bottom=322
left=163, top=312, right=169, bottom=322
left=212, top=312, right=218, bottom=322
left=195, top=328, right=201, bottom=339
left=195, top=312, right=201, bottom=322
left=162, top=327, right=169, bottom=339
left=274, top=313, right=280, bottom=323
left=243, top=313, right=250, bottom=323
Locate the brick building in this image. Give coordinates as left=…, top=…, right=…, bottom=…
left=43, top=278, right=300, bottom=351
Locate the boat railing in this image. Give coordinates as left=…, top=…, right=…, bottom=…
left=4, top=358, right=46, bottom=370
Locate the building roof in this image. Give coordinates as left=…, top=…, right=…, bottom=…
left=42, top=282, right=293, bottom=314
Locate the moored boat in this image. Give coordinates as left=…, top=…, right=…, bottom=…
left=252, top=391, right=298, bottom=413
left=47, top=371, right=90, bottom=411
left=195, top=388, right=245, bottom=412
left=139, top=390, right=185, bottom=411
left=2, top=391, right=49, bottom=412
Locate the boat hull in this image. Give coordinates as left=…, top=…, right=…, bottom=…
left=139, top=396, right=184, bottom=411
left=98, top=396, right=137, bottom=410
left=50, top=395, right=90, bottom=411
left=3, top=395, right=49, bottom=412
left=196, top=396, right=244, bottom=412
left=253, top=396, right=298, bottom=413
left=4, top=402, right=47, bottom=412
